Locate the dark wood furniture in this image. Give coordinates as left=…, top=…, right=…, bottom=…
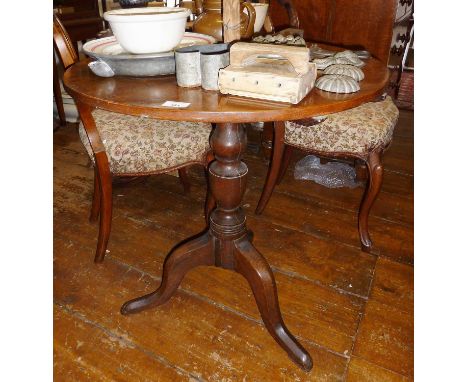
left=63, top=43, right=389, bottom=369
left=54, top=15, right=213, bottom=263
left=55, top=0, right=105, bottom=51
left=53, top=0, right=105, bottom=126
left=269, top=0, right=397, bottom=64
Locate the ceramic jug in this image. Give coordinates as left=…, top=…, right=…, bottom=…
left=192, top=0, right=256, bottom=42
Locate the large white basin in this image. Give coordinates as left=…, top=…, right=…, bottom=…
left=104, top=7, right=191, bottom=54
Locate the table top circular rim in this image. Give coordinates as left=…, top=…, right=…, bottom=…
left=63, top=50, right=390, bottom=123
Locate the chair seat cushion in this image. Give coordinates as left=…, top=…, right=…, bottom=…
left=79, top=109, right=212, bottom=175
left=285, top=96, right=399, bottom=155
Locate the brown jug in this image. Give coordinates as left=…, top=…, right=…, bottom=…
left=192, top=0, right=256, bottom=42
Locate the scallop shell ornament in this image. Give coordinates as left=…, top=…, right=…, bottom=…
left=334, top=50, right=365, bottom=67
left=334, top=50, right=359, bottom=60
left=313, top=56, right=354, bottom=70
left=323, top=64, right=365, bottom=81
left=88, top=60, right=115, bottom=77
left=315, top=74, right=360, bottom=93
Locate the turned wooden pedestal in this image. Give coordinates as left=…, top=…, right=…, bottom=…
left=121, top=122, right=312, bottom=369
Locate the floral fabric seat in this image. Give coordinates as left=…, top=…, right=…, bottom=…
left=285, top=96, right=399, bottom=156
left=79, top=109, right=212, bottom=175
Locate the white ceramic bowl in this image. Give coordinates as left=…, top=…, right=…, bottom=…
left=104, top=7, right=191, bottom=54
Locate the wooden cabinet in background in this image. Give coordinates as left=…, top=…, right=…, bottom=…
left=269, top=0, right=397, bottom=64
left=54, top=0, right=105, bottom=51
left=53, top=0, right=105, bottom=126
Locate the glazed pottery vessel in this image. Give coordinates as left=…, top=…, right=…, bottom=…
left=192, top=0, right=255, bottom=41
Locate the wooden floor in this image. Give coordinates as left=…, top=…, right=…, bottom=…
left=53, top=110, right=413, bottom=381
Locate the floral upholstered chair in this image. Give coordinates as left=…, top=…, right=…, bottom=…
left=53, top=15, right=213, bottom=263
left=255, top=96, right=399, bottom=252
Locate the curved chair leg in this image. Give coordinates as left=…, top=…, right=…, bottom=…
left=256, top=121, right=286, bottom=215
left=277, top=145, right=294, bottom=185
left=75, top=100, right=113, bottom=263
left=89, top=167, right=100, bottom=223
left=358, top=150, right=384, bottom=253
left=233, top=237, right=312, bottom=371
left=178, top=167, right=191, bottom=194
left=121, top=231, right=214, bottom=315
left=94, top=152, right=113, bottom=263
left=354, top=159, right=368, bottom=183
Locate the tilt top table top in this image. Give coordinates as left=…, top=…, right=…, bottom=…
left=63, top=53, right=389, bottom=372
left=63, top=56, right=389, bottom=123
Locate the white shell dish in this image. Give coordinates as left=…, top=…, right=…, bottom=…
left=88, top=60, right=115, bottom=77
left=334, top=50, right=359, bottom=60
left=323, top=64, right=365, bottom=81
left=312, top=56, right=354, bottom=70
left=315, top=74, right=360, bottom=93
left=334, top=50, right=365, bottom=67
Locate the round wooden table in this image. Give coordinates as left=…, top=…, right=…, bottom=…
left=64, top=56, right=389, bottom=371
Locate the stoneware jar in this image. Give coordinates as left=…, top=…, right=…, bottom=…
left=175, top=43, right=229, bottom=89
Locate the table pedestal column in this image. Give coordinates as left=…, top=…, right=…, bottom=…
left=121, top=123, right=312, bottom=371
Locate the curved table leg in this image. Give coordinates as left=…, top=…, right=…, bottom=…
left=234, top=235, right=312, bottom=371
left=121, top=122, right=312, bottom=371
left=121, top=232, right=214, bottom=315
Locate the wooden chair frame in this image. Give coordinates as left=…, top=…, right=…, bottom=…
left=53, top=14, right=213, bottom=263
left=255, top=118, right=389, bottom=253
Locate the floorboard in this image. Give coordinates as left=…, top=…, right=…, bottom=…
left=54, top=110, right=414, bottom=381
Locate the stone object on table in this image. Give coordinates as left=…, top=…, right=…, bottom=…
left=310, top=44, right=371, bottom=60
left=312, top=56, right=356, bottom=70
left=333, top=50, right=365, bottom=67
left=323, top=64, right=365, bottom=81
left=315, top=74, right=360, bottom=93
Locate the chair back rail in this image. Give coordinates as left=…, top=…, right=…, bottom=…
left=53, top=14, right=79, bottom=70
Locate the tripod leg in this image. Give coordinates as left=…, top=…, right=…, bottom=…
left=233, top=236, right=312, bottom=371
left=121, top=232, right=214, bottom=315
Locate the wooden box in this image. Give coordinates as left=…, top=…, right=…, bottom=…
left=218, top=42, right=316, bottom=104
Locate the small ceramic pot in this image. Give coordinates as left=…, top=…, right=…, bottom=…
left=201, top=49, right=229, bottom=91
left=175, top=44, right=229, bottom=89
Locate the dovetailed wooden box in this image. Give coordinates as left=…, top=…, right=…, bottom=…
left=218, top=42, right=317, bottom=104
